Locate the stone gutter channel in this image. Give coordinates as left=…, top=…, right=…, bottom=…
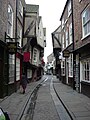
left=17, top=79, right=46, bottom=120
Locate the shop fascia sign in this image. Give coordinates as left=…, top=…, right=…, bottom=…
left=63, top=50, right=70, bottom=57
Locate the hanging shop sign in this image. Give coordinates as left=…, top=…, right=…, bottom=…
left=23, top=52, right=30, bottom=62
left=63, top=50, right=70, bottom=57
left=7, top=42, right=17, bottom=54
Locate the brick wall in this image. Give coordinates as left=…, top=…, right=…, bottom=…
left=73, top=0, right=90, bottom=49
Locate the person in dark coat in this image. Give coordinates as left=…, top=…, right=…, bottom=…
left=20, top=73, right=27, bottom=94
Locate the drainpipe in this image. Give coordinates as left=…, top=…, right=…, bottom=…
left=71, top=0, right=76, bottom=90
left=14, top=0, right=18, bottom=92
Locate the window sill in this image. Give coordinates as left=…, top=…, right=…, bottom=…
left=81, top=33, right=90, bottom=41
left=81, top=80, right=90, bottom=85
left=61, top=74, right=65, bottom=76
left=69, top=76, right=73, bottom=78
left=8, top=81, right=14, bottom=84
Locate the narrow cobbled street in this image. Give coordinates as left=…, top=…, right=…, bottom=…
left=33, top=76, right=60, bottom=120
left=21, top=75, right=73, bottom=120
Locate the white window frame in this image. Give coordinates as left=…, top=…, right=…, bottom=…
left=19, top=1, right=23, bottom=17
left=68, top=0, right=71, bottom=17
left=82, top=60, right=90, bottom=82
left=69, top=54, right=73, bottom=77
left=69, top=23, right=72, bottom=44
left=82, top=6, right=90, bottom=38
left=33, top=48, right=37, bottom=62
left=7, top=4, right=13, bottom=38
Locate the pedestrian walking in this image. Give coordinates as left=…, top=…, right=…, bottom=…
left=20, top=73, right=27, bottom=94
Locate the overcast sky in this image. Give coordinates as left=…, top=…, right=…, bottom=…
left=25, top=0, right=67, bottom=62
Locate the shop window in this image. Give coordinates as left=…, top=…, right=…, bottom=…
left=82, top=6, right=90, bottom=38
left=9, top=55, right=15, bottom=83
left=69, top=54, right=73, bottom=77
left=61, top=60, right=65, bottom=76
left=82, top=61, right=90, bottom=81
left=16, top=58, right=20, bottom=81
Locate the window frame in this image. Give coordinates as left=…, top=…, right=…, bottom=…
left=82, top=60, right=90, bottom=82
left=82, top=6, right=90, bottom=38
left=7, top=4, right=13, bottom=38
